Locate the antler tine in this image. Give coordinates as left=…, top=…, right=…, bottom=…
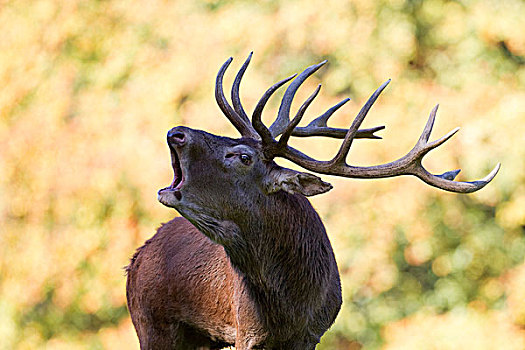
left=292, top=126, right=386, bottom=139
left=269, top=61, right=327, bottom=137
left=307, top=98, right=351, bottom=128
left=271, top=88, right=499, bottom=193
left=417, top=162, right=501, bottom=192
left=330, top=79, right=391, bottom=165
left=216, top=57, right=259, bottom=139
left=277, top=84, right=322, bottom=150
left=290, top=98, right=353, bottom=138
left=231, top=52, right=253, bottom=124
left=252, top=73, right=297, bottom=147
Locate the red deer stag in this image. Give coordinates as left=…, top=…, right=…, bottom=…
left=126, top=53, right=500, bottom=350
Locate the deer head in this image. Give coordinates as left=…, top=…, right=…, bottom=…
left=158, top=54, right=499, bottom=223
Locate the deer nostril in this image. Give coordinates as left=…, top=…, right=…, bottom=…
left=167, top=129, right=186, bottom=146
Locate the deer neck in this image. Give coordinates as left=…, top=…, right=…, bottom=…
left=220, top=192, right=337, bottom=321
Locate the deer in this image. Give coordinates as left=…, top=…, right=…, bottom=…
left=126, top=53, right=500, bottom=350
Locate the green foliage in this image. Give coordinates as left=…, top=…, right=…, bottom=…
left=20, top=282, right=128, bottom=340
left=325, top=195, right=525, bottom=349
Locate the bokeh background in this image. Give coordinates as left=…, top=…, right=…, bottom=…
left=1, top=0, right=524, bottom=349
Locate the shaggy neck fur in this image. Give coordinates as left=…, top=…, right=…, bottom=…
left=195, top=190, right=338, bottom=340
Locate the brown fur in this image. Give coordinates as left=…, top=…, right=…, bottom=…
left=127, top=217, right=237, bottom=349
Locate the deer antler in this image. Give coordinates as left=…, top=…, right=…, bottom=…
left=256, top=63, right=500, bottom=193
left=217, top=55, right=500, bottom=193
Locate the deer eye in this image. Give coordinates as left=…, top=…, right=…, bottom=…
left=240, top=154, right=252, bottom=165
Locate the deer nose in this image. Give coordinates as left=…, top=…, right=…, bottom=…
left=167, top=128, right=186, bottom=146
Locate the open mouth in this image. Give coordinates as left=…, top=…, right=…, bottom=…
left=170, top=148, right=184, bottom=190
left=159, top=147, right=184, bottom=200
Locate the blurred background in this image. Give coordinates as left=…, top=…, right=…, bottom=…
left=1, top=0, right=524, bottom=349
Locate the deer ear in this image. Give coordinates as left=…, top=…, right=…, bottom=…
left=265, top=168, right=333, bottom=197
